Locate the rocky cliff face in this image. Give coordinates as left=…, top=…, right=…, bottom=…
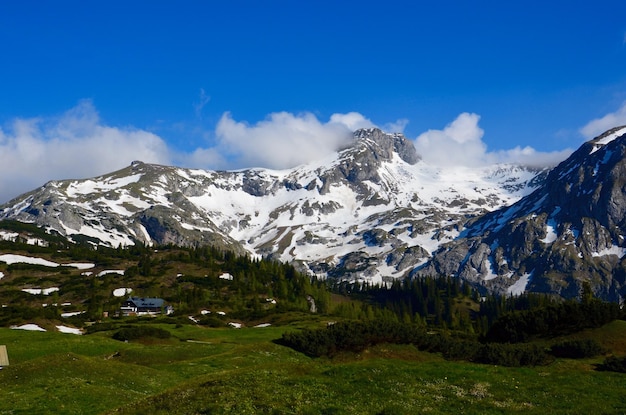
left=416, top=126, right=626, bottom=301
left=0, top=128, right=545, bottom=286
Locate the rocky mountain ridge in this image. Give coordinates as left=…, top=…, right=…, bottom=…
left=0, top=128, right=545, bottom=286
left=416, top=126, right=626, bottom=301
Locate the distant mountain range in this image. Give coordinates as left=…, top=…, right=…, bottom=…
left=3, top=126, right=626, bottom=301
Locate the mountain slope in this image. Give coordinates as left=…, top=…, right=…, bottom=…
left=416, top=126, right=626, bottom=301
left=0, top=128, right=545, bottom=284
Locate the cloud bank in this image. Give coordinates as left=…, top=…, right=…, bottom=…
left=0, top=100, right=171, bottom=203
left=415, top=112, right=571, bottom=168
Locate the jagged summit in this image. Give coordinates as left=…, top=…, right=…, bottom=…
left=352, top=128, right=420, bottom=165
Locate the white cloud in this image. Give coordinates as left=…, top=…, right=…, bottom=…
left=383, top=118, right=409, bottom=134
left=0, top=100, right=171, bottom=203
left=580, top=102, right=626, bottom=139
left=184, top=146, right=228, bottom=169
left=414, top=113, right=487, bottom=167
left=414, top=112, right=570, bottom=168
left=213, top=111, right=356, bottom=169
left=328, top=112, right=376, bottom=131
left=493, top=146, right=572, bottom=168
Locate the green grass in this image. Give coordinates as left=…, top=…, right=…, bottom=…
left=109, top=351, right=626, bottom=415
left=1, top=322, right=626, bottom=414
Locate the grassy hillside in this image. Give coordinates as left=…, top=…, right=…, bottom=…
left=1, top=321, right=626, bottom=414
left=1, top=221, right=626, bottom=413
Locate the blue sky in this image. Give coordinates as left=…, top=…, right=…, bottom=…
left=1, top=1, right=626, bottom=203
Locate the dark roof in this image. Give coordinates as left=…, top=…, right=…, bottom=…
left=125, top=296, right=165, bottom=308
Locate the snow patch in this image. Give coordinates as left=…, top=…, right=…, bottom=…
left=97, top=270, right=125, bottom=277
left=540, top=219, right=558, bottom=244
left=0, top=254, right=59, bottom=267
left=590, top=126, right=626, bottom=154
left=592, top=245, right=626, bottom=258
left=65, top=263, right=95, bottom=270
left=22, top=287, right=59, bottom=295
left=0, top=254, right=94, bottom=269
left=56, top=325, right=82, bottom=335
left=482, top=258, right=499, bottom=281
left=61, top=311, right=85, bottom=318
left=0, top=231, right=48, bottom=246
left=219, top=273, right=234, bottom=280
left=507, top=272, right=533, bottom=296
left=113, top=287, right=132, bottom=297
left=11, top=324, right=46, bottom=331
left=65, top=174, right=143, bottom=196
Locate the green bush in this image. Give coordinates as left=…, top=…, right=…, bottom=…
left=550, top=339, right=604, bottom=359
left=112, top=326, right=172, bottom=341
left=475, top=343, right=551, bottom=367
left=485, top=300, right=621, bottom=343
left=198, top=316, right=226, bottom=327
left=85, top=322, right=120, bottom=334
left=280, top=320, right=425, bottom=357
left=597, top=356, right=626, bottom=373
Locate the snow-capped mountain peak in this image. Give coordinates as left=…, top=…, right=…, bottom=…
left=0, top=128, right=547, bottom=285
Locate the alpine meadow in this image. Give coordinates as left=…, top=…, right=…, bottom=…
left=2, top=126, right=626, bottom=413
